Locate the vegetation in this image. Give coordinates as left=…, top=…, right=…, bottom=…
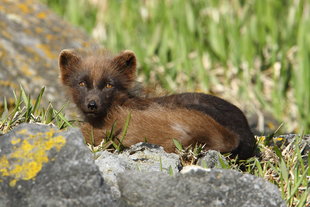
left=1, top=88, right=308, bottom=206
left=0, top=86, right=70, bottom=134
left=174, top=136, right=309, bottom=207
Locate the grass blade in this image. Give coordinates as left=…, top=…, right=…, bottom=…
left=120, top=112, right=131, bottom=142
left=173, top=139, right=183, bottom=151
left=33, top=87, right=45, bottom=113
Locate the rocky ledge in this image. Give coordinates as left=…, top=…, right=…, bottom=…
left=0, top=0, right=98, bottom=110
left=0, top=124, right=288, bottom=207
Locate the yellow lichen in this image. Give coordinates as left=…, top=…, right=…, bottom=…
left=17, top=129, right=28, bottom=135
left=1, top=29, right=14, bottom=40
left=0, top=128, right=66, bottom=187
left=17, top=3, right=30, bottom=14
left=35, top=27, right=43, bottom=33
left=0, top=157, right=9, bottom=176
left=46, top=34, right=54, bottom=41
left=11, top=138, right=21, bottom=145
left=9, top=180, right=17, bottom=187
left=36, top=44, right=57, bottom=59
left=20, top=65, right=35, bottom=76
left=37, top=12, right=47, bottom=19
left=0, top=80, right=18, bottom=89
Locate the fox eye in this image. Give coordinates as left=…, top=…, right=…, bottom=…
left=105, top=83, right=113, bottom=88
left=79, top=81, right=86, bottom=87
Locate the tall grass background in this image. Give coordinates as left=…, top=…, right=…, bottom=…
left=0, top=1, right=308, bottom=205
left=40, top=0, right=310, bottom=133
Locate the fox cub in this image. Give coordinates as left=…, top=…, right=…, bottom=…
left=59, top=49, right=256, bottom=159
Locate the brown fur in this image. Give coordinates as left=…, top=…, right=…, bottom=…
left=81, top=105, right=239, bottom=153
left=59, top=49, right=255, bottom=158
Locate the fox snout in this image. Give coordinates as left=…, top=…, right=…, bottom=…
left=87, top=100, right=97, bottom=110
left=85, top=98, right=99, bottom=111
left=84, top=94, right=101, bottom=113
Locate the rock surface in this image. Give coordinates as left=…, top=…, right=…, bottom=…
left=197, top=150, right=227, bottom=168
left=0, top=124, right=119, bottom=207
left=95, top=143, right=180, bottom=197
left=0, top=0, right=97, bottom=109
left=0, top=124, right=287, bottom=207
left=118, top=169, right=286, bottom=207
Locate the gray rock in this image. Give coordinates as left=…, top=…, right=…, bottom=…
left=0, top=123, right=288, bottom=207
left=118, top=169, right=286, bottom=207
left=123, top=143, right=180, bottom=173
left=0, top=124, right=120, bottom=207
left=95, top=142, right=180, bottom=197
left=197, top=150, right=228, bottom=168
left=0, top=0, right=98, bottom=110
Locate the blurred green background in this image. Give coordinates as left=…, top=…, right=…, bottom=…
left=40, top=0, right=310, bottom=133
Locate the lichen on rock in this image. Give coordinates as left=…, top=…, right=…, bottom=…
left=0, top=128, right=66, bottom=187
left=0, top=0, right=98, bottom=110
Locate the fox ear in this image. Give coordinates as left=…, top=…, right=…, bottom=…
left=59, top=49, right=81, bottom=84
left=59, top=49, right=80, bottom=71
left=113, top=50, right=137, bottom=79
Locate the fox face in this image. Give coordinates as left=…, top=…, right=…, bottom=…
left=59, top=49, right=137, bottom=120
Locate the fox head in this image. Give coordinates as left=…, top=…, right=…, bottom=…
left=59, top=49, right=137, bottom=121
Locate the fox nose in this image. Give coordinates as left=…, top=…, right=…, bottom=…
left=87, top=100, right=97, bottom=110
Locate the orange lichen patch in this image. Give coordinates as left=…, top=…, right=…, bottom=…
left=20, top=65, right=35, bottom=76
left=0, top=128, right=66, bottom=187
left=25, top=0, right=36, bottom=4
left=35, top=27, right=44, bottom=34
left=46, top=34, right=54, bottom=41
left=0, top=80, right=18, bottom=89
left=32, top=76, right=45, bottom=83
left=36, top=12, right=47, bottom=19
left=17, top=3, right=31, bottom=14
left=17, top=129, right=28, bottom=135
left=36, top=43, right=57, bottom=59
left=24, top=46, right=41, bottom=62
left=11, top=138, right=21, bottom=145
left=82, top=42, right=91, bottom=47
left=0, top=157, right=9, bottom=176
left=1, top=29, right=13, bottom=40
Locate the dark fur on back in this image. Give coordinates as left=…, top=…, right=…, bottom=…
left=59, top=49, right=256, bottom=159
left=151, top=93, right=256, bottom=159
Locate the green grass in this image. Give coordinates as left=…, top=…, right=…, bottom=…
left=0, top=86, right=71, bottom=133
left=245, top=135, right=309, bottom=207
left=40, top=0, right=310, bottom=133
left=86, top=113, right=131, bottom=154
left=1, top=87, right=308, bottom=206
left=175, top=135, right=309, bottom=207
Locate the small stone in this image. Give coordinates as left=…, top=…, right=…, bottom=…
left=197, top=150, right=228, bottom=168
